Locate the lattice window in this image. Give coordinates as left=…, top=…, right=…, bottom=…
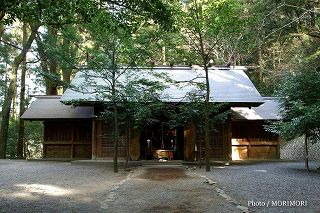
left=100, top=122, right=128, bottom=158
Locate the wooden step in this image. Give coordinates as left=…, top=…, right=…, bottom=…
left=142, top=160, right=184, bottom=166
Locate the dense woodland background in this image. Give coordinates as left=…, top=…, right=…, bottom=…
left=0, top=0, right=319, bottom=160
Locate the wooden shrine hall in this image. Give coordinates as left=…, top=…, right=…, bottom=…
left=22, top=66, right=281, bottom=161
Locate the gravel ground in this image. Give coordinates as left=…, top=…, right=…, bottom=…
left=2, top=160, right=319, bottom=213
left=195, top=161, right=320, bottom=213
left=0, top=160, right=240, bottom=213
left=0, top=160, right=128, bottom=213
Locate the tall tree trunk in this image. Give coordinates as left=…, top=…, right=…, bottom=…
left=112, top=66, right=118, bottom=172
left=0, top=18, right=4, bottom=39
left=47, top=27, right=58, bottom=95
left=62, top=67, right=72, bottom=92
left=113, top=101, right=119, bottom=173
left=197, top=28, right=211, bottom=172
left=0, top=24, right=40, bottom=159
left=62, top=73, right=72, bottom=92
left=204, top=64, right=211, bottom=172
left=305, top=131, right=309, bottom=171
left=257, top=46, right=263, bottom=82
left=35, top=27, right=60, bottom=95
left=35, top=35, right=50, bottom=86
left=17, top=23, right=28, bottom=159
left=125, top=123, right=131, bottom=169
left=62, top=38, right=72, bottom=91
left=12, top=84, right=18, bottom=119
left=111, top=24, right=119, bottom=172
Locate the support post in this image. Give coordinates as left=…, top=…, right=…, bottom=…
left=226, top=117, right=232, bottom=162
left=70, top=126, right=74, bottom=159
left=92, top=119, right=96, bottom=160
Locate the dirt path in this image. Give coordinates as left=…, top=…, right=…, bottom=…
left=101, top=165, right=240, bottom=213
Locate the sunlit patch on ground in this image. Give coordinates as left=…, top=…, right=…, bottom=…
left=254, top=169, right=267, bottom=173
left=15, top=184, right=75, bottom=197
left=8, top=192, right=39, bottom=200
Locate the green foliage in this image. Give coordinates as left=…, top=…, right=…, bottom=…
left=58, top=26, right=83, bottom=68
left=269, top=69, right=320, bottom=142
left=1, top=0, right=175, bottom=35
left=179, top=0, right=246, bottom=65
left=167, top=96, right=230, bottom=129
left=0, top=0, right=98, bottom=25
left=6, top=120, right=43, bottom=159
left=87, top=67, right=169, bottom=127
left=110, top=101, right=166, bottom=128
left=106, top=0, right=176, bottom=31
left=0, top=68, right=7, bottom=106
left=79, top=4, right=172, bottom=104
left=6, top=119, right=18, bottom=158
left=0, top=24, right=20, bottom=101
left=241, top=0, right=320, bottom=96
left=24, top=121, right=43, bottom=159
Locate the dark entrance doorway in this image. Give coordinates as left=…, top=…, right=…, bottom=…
left=140, top=123, right=184, bottom=160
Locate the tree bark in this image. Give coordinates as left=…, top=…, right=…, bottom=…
left=47, top=26, right=58, bottom=95
left=257, top=46, right=263, bottom=82
left=62, top=68, right=72, bottom=91
left=197, top=27, right=211, bottom=172
left=204, top=64, right=211, bottom=172
left=305, top=131, right=309, bottom=171
left=62, top=38, right=72, bottom=91
left=111, top=24, right=119, bottom=172
left=112, top=48, right=118, bottom=172
left=17, top=23, right=28, bottom=159
left=12, top=83, right=18, bottom=119
left=0, top=24, right=40, bottom=159
left=113, top=99, right=119, bottom=173
left=0, top=20, right=4, bottom=39
left=125, top=123, right=130, bottom=169
left=35, top=34, right=50, bottom=86
left=36, top=26, right=59, bottom=95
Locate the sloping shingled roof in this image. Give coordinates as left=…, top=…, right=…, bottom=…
left=231, top=97, right=282, bottom=121
left=60, top=66, right=264, bottom=106
left=21, top=96, right=94, bottom=120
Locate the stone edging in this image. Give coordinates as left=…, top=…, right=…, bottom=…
left=199, top=175, right=249, bottom=213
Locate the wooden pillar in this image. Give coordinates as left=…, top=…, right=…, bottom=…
left=225, top=118, right=232, bottom=162
left=92, top=119, right=96, bottom=160
left=70, top=125, right=74, bottom=159
left=276, top=136, right=280, bottom=159
left=96, top=119, right=102, bottom=158
left=43, top=121, right=46, bottom=158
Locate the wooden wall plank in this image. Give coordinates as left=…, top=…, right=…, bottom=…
left=43, top=120, right=92, bottom=159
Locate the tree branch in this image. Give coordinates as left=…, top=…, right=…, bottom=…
left=0, top=39, right=22, bottom=50
left=304, top=32, right=320, bottom=39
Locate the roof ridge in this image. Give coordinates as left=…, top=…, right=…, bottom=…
left=31, top=95, right=61, bottom=99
